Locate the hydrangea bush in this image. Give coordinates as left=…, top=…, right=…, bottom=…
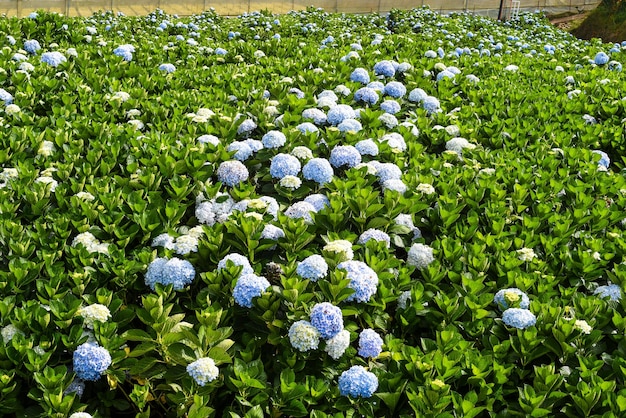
left=0, top=6, right=626, bottom=417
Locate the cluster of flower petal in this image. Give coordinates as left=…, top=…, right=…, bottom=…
left=41, top=51, right=67, bottom=67
left=594, top=284, right=622, bottom=301
left=445, top=137, right=476, bottom=156
left=358, top=229, right=390, bottom=248
left=339, top=366, right=378, bottom=398
left=304, top=194, right=330, bottom=211
left=592, top=150, right=610, bottom=169
left=296, top=255, right=328, bottom=281
left=358, top=329, right=383, bottom=358
left=113, top=44, right=134, bottom=61
left=158, top=63, right=176, bottom=73
left=327, top=104, right=356, bottom=126
left=217, top=160, right=249, bottom=186
left=350, top=68, right=370, bottom=84
left=288, top=320, right=320, bottom=351
left=338, top=260, right=379, bottom=303
left=72, top=232, right=109, bottom=255
left=354, top=87, right=379, bottom=105
left=329, top=145, right=362, bottom=168
left=302, top=108, right=327, bottom=125
left=323, top=240, right=354, bottom=261
left=145, top=257, right=195, bottom=290
left=285, top=201, right=317, bottom=223
left=373, top=60, right=396, bottom=77
left=310, top=302, right=343, bottom=339
left=262, top=130, right=287, bottom=148
left=1, top=324, right=23, bottom=342
left=502, top=308, right=537, bottom=329
left=233, top=274, right=270, bottom=308
left=186, top=357, right=219, bottom=386
left=270, top=153, right=301, bottom=179
left=217, top=253, right=254, bottom=276
left=494, top=288, right=530, bottom=310
left=237, top=118, right=257, bottom=136
left=407, top=243, right=434, bottom=269
left=77, top=304, right=111, bottom=329
left=73, top=342, right=112, bottom=381
left=384, top=81, right=406, bottom=98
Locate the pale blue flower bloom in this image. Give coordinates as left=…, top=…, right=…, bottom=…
left=215, top=47, right=227, bottom=55
left=310, top=302, right=343, bottom=339
left=358, top=328, right=383, bottom=358
left=303, top=158, right=334, bottom=185
left=24, top=39, right=41, bottom=54
left=592, top=150, right=610, bottom=168
left=113, top=44, right=134, bottom=61
left=327, top=104, right=356, bottom=126
left=339, top=366, right=378, bottom=398
left=145, top=257, right=195, bottom=290
left=350, top=68, right=370, bottom=84
left=158, top=63, right=176, bottom=73
left=380, top=100, right=401, bottom=114
left=187, top=357, right=219, bottom=386
left=373, top=60, right=395, bottom=77
left=384, top=81, right=406, bottom=98
left=261, top=224, right=284, bottom=241
left=408, top=88, right=428, bottom=103
left=285, top=201, right=317, bottom=223
left=355, top=139, right=379, bottom=156
left=594, top=284, right=621, bottom=301
left=304, top=194, right=330, bottom=211
left=382, top=179, right=407, bottom=193
left=244, top=138, right=263, bottom=152
left=73, top=343, right=111, bottom=381
left=296, top=122, right=319, bottom=134
left=354, top=87, right=379, bottom=105
left=422, top=96, right=441, bottom=114
left=237, top=119, right=257, bottom=136
left=494, top=288, right=530, bottom=310
left=217, top=160, right=249, bottom=186
left=338, top=260, right=378, bottom=303
left=358, top=229, right=390, bottom=248
left=594, top=52, right=609, bottom=65
left=262, top=130, right=286, bottom=148
left=227, top=141, right=253, bottom=161
left=218, top=253, right=253, bottom=275
left=367, top=81, right=385, bottom=91
left=338, top=119, right=362, bottom=133
left=375, top=162, right=402, bottom=182
left=0, top=89, right=13, bottom=105
left=502, top=308, right=536, bottom=329
left=41, top=51, right=66, bottom=67
left=330, top=145, right=361, bottom=168
left=302, top=108, right=327, bottom=125
left=296, top=255, right=328, bottom=281
left=288, top=320, right=320, bottom=351
left=270, top=153, right=301, bottom=179
left=233, top=274, right=270, bottom=307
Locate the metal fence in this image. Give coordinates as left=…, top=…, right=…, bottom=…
left=0, top=0, right=601, bottom=18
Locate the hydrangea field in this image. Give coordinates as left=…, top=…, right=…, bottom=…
left=2, top=6, right=626, bottom=417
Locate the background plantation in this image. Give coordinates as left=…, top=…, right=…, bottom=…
left=1, top=6, right=626, bottom=417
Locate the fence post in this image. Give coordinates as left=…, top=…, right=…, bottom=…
left=65, top=0, right=70, bottom=16
left=16, top=0, right=21, bottom=17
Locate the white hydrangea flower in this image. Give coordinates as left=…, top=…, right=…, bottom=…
left=574, top=319, right=592, bottom=334
left=35, top=176, right=58, bottom=192
left=1, top=324, right=23, bottom=343
left=5, top=104, right=21, bottom=115
left=74, top=191, right=95, bottom=201
left=77, top=304, right=112, bottom=329
left=111, top=91, right=130, bottom=102
left=323, top=240, right=354, bottom=261
left=38, top=141, right=56, bottom=156
left=517, top=247, right=536, bottom=262
left=324, top=329, right=350, bottom=359
left=416, top=183, right=435, bottom=195
left=72, top=232, right=109, bottom=255
left=407, top=243, right=434, bottom=269
left=174, top=234, right=199, bottom=255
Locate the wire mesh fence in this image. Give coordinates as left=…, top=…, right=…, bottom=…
left=0, top=0, right=601, bottom=18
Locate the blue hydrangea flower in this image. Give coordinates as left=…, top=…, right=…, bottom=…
left=594, top=52, right=609, bottom=65
left=592, top=150, right=610, bottom=168
left=338, top=260, right=378, bottom=303
left=41, top=51, right=66, bottom=67
left=217, top=160, right=249, bottom=187
left=218, top=253, right=254, bottom=275
left=215, top=47, right=227, bottom=55
left=302, top=108, right=327, bottom=125
left=304, top=194, right=330, bottom=211
left=437, top=70, right=456, bottom=81
left=303, top=158, right=334, bottom=185
left=373, top=60, right=396, bottom=77
left=358, top=328, right=383, bottom=358
left=338, top=119, right=363, bottom=133
left=261, top=130, right=286, bottom=149
left=422, top=96, right=442, bottom=114
left=145, top=257, right=195, bottom=290
left=327, top=104, right=356, bottom=126
left=0, top=89, right=13, bottom=105
left=380, top=100, right=401, bottom=114
left=382, top=179, right=407, bottom=194
left=296, top=255, right=328, bottom=281
left=594, top=284, right=622, bottom=301
left=408, top=88, right=428, bottom=103
left=261, top=224, right=285, bottom=241
left=288, top=320, right=320, bottom=351
left=11, top=53, right=27, bottom=62
left=384, top=81, right=406, bottom=98
left=354, top=87, right=379, bottom=105
left=187, top=357, right=219, bottom=386
left=237, top=119, right=257, bottom=136
left=244, top=139, right=263, bottom=152
left=350, top=67, right=370, bottom=84
left=330, top=145, right=362, bottom=168
left=270, top=153, right=301, bottom=179
left=158, top=63, right=176, bottom=73
left=494, top=288, right=530, bottom=310
left=358, top=229, right=390, bottom=248
left=355, top=139, right=379, bottom=156
left=375, top=162, right=402, bottom=182
left=425, top=50, right=437, bottom=58
left=113, top=44, right=134, bottom=61
left=367, top=81, right=385, bottom=91
left=24, top=39, right=41, bottom=55
left=502, top=308, right=537, bottom=329
left=73, top=342, right=112, bottom=381
left=233, top=274, right=270, bottom=308
left=285, top=201, right=316, bottom=223
left=310, top=302, right=343, bottom=339
left=289, top=88, right=305, bottom=99
left=608, top=61, right=623, bottom=72
left=227, top=141, right=253, bottom=161
left=296, top=122, right=319, bottom=134
left=339, top=366, right=378, bottom=398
